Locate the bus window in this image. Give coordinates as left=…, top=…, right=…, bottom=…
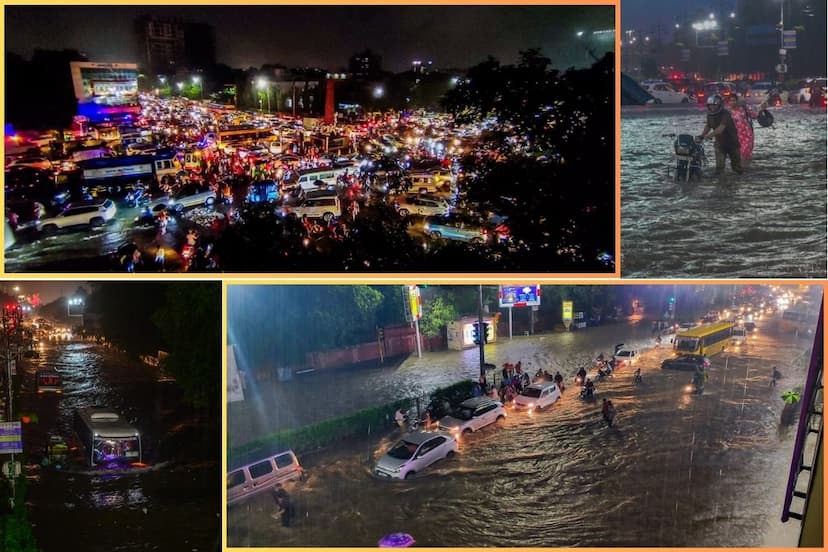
left=674, top=337, right=699, bottom=353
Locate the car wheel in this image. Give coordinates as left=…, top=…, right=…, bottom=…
left=174, top=203, right=184, bottom=212
left=205, top=197, right=215, bottom=206
left=41, top=224, right=58, bottom=235
left=496, top=415, right=505, bottom=423
left=322, top=212, right=333, bottom=222
left=446, top=450, right=455, bottom=459
left=681, top=97, right=689, bottom=103
left=654, top=98, right=663, bottom=104
left=430, top=231, right=443, bottom=239
left=462, top=427, right=472, bottom=435
left=404, top=471, right=415, bottom=480
left=89, top=217, right=105, bottom=228
left=398, top=209, right=409, bottom=217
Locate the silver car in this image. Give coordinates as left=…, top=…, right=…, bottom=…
left=438, top=397, right=506, bottom=436
left=375, top=431, right=458, bottom=480
left=150, top=188, right=216, bottom=212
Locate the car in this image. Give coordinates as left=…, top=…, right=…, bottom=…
left=613, top=347, right=640, bottom=366
left=149, top=188, right=216, bottom=212
left=394, top=194, right=451, bottom=217
left=227, top=449, right=304, bottom=506
left=661, top=354, right=710, bottom=371
left=6, top=156, right=53, bottom=171
left=6, top=199, right=45, bottom=232
left=423, top=215, right=489, bottom=245
left=374, top=431, right=458, bottom=480
left=701, top=81, right=734, bottom=102
left=743, top=82, right=774, bottom=105
left=288, top=196, right=342, bottom=222
left=789, top=78, right=826, bottom=104
left=438, top=397, right=506, bottom=435
left=513, top=381, right=561, bottom=412
left=37, top=199, right=117, bottom=233
left=643, top=82, right=691, bottom=104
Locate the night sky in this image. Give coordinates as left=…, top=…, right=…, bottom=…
left=6, top=5, right=614, bottom=71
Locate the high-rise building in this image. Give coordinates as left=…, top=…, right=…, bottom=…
left=135, top=15, right=215, bottom=77
left=348, top=49, right=382, bottom=78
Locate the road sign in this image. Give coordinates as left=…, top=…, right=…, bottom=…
left=406, top=285, right=422, bottom=321
left=2, top=461, right=20, bottom=478
left=717, top=40, right=729, bottom=56
left=562, top=300, right=574, bottom=330
left=680, top=49, right=691, bottom=62
left=0, top=422, right=23, bottom=454
left=783, top=30, right=796, bottom=49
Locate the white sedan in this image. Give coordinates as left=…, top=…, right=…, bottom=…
left=149, top=189, right=216, bottom=212
left=374, top=431, right=457, bottom=480
left=643, top=82, right=691, bottom=104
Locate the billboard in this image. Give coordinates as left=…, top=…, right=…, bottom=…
left=70, top=62, right=140, bottom=121
left=0, top=422, right=23, bottom=454
left=499, top=285, right=541, bottom=308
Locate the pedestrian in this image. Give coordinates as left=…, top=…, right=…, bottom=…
left=422, top=409, right=432, bottom=429
left=601, top=398, right=609, bottom=421
left=154, top=245, right=166, bottom=272
left=605, top=400, right=617, bottom=428
left=394, top=408, right=406, bottom=429
left=271, top=484, right=295, bottom=527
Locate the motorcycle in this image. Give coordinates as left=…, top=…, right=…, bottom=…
left=580, top=385, right=596, bottom=401
left=125, top=186, right=150, bottom=208
left=665, top=133, right=707, bottom=182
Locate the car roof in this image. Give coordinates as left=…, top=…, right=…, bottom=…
left=526, top=381, right=558, bottom=390
left=401, top=431, right=448, bottom=445
left=459, top=397, right=499, bottom=408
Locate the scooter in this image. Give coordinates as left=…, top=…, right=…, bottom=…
left=580, top=385, right=596, bottom=401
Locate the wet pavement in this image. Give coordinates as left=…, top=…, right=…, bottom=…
left=228, top=316, right=815, bottom=547
left=19, top=341, right=220, bottom=552
left=621, top=104, right=827, bottom=278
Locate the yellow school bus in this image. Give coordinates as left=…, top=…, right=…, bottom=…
left=673, top=321, right=734, bottom=356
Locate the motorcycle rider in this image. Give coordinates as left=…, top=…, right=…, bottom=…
left=554, top=371, right=565, bottom=392
left=700, top=94, right=743, bottom=175
left=576, top=366, right=587, bottom=384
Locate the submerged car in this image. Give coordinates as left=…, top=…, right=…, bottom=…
left=374, top=431, right=458, bottom=480
left=661, top=354, right=710, bottom=371
left=438, top=397, right=505, bottom=435
left=513, top=381, right=561, bottom=412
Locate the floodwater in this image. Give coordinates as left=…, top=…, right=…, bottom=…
left=228, top=317, right=818, bottom=547
left=622, top=105, right=827, bottom=278
left=19, top=342, right=220, bottom=552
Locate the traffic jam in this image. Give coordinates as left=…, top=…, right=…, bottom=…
left=5, top=95, right=514, bottom=272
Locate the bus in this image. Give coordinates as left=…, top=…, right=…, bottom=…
left=78, top=150, right=178, bottom=187
left=217, top=125, right=274, bottom=150
left=779, top=305, right=818, bottom=334
left=673, top=321, right=734, bottom=356
left=36, top=369, right=63, bottom=394
left=73, top=407, right=142, bottom=467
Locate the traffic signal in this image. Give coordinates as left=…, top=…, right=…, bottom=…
left=482, top=322, right=490, bottom=344
left=472, top=323, right=481, bottom=345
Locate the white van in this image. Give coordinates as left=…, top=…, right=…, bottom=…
left=227, top=449, right=303, bottom=506
left=406, top=172, right=443, bottom=195
left=294, top=167, right=348, bottom=192
left=290, top=196, right=342, bottom=222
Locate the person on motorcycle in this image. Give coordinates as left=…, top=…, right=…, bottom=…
left=700, top=94, right=743, bottom=175
left=584, top=378, right=595, bottom=398
left=576, top=367, right=587, bottom=383
left=554, top=371, right=564, bottom=392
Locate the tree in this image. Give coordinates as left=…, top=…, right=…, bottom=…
left=152, top=283, right=221, bottom=409
left=419, top=296, right=458, bottom=338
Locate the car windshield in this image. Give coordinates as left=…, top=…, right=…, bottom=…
left=451, top=407, right=474, bottom=421
left=520, top=388, right=542, bottom=398
left=386, top=440, right=418, bottom=460
left=675, top=337, right=699, bottom=352
left=617, top=350, right=632, bottom=357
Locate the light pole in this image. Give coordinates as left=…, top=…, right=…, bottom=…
left=192, top=76, right=202, bottom=101
left=257, top=77, right=271, bottom=113
left=68, top=297, right=84, bottom=330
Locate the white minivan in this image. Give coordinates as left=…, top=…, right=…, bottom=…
left=227, top=449, right=303, bottom=506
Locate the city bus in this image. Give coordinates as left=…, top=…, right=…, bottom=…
left=673, top=321, right=734, bottom=356
left=36, top=369, right=63, bottom=394
left=216, top=125, right=274, bottom=150
left=78, top=150, right=178, bottom=187
left=73, top=407, right=142, bottom=467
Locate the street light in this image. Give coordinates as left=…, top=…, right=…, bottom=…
left=576, top=30, right=585, bottom=37
left=373, top=86, right=384, bottom=98
left=256, top=77, right=271, bottom=113
left=176, top=82, right=184, bottom=94
left=192, top=76, right=202, bottom=101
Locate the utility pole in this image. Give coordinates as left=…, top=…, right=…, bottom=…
left=477, top=285, right=485, bottom=377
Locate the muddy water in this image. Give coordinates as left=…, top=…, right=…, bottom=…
left=19, top=342, right=220, bottom=552
left=228, top=323, right=813, bottom=547
left=622, top=105, right=827, bottom=278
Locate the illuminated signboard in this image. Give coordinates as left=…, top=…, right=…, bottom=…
left=562, top=300, right=573, bottom=321
left=499, top=285, right=541, bottom=308
left=407, top=285, right=422, bottom=321
left=70, top=62, right=140, bottom=121
left=0, top=422, right=22, bottom=454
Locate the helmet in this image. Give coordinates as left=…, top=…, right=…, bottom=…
left=706, top=94, right=724, bottom=114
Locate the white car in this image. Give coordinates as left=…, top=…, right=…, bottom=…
left=438, top=397, right=506, bottom=435
left=150, top=189, right=216, bottom=212
left=743, top=82, right=774, bottom=105
left=513, top=381, right=561, bottom=412
left=643, top=82, right=691, bottom=104
left=374, top=431, right=458, bottom=480
left=288, top=196, right=342, bottom=222
left=613, top=348, right=640, bottom=367
left=394, top=194, right=451, bottom=217
left=37, top=199, right=117, bottom=233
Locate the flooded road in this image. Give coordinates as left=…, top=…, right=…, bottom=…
left=229, top=318, right=660, bottom=449
left=621, top=105, right=827, bottom=278
left=228, top=320, right=814, bottom=547
left=19, top=342, right=220, bottom=552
